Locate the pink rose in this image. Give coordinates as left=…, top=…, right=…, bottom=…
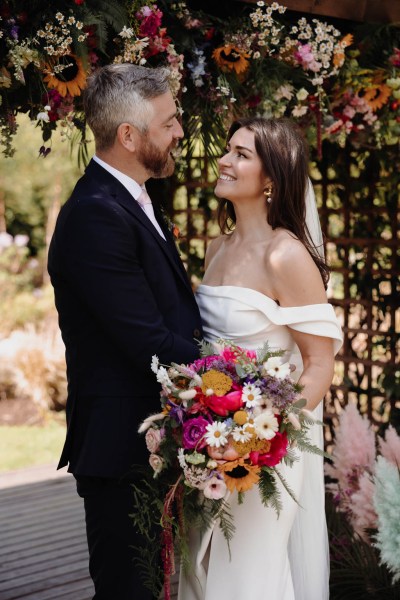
left=250, top=431, right=289, bottom=467
left=149, top=453, right=164, bottom=475
left=145, top=427, right=162, bottom=453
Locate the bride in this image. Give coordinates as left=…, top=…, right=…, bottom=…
left=178, top=117, right=343, bottom=600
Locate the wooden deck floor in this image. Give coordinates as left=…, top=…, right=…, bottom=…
left=0, top=466, right=178, bottom=600
left=0, top=468, right=94, bottom=600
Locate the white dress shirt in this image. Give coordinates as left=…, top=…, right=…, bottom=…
left=92, top=155, right=166, bottom=240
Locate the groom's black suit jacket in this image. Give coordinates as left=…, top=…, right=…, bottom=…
left=48, top=160, right=202, bottom=478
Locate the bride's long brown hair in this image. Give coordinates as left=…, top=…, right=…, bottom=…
left=217, top=117, right=330, bottom=289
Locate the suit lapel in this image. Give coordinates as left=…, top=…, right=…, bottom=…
left=84, top=160, right=194, bottom=294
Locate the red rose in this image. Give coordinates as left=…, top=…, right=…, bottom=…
left=250, top=431, right=289, bottom=467
left=204, top=390, right=243, bottom=417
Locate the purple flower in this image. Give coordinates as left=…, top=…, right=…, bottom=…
left=182, top=416, right=210, bottom=450
left=190, top=356, right=238, bottom=380
left=260, top=376, right=298, bottom=410
left=11, top=25, right=19, bottom=40
left=168, top=401, right=185, bottom=424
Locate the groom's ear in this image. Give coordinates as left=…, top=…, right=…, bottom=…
left=116, top=123, right=137, bottom=153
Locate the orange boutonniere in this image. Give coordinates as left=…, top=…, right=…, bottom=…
left=160, top=206, right=182, bottom=252
left=172, top=224, right=180, bottom=240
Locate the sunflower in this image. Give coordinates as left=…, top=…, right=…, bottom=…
left=217, top=458, right=260, bottom=493
left=212, top=45, right=250, bottom=75
left=44, top=54, right=87, bottom=97
left=363, top=83, right=392, bottom=111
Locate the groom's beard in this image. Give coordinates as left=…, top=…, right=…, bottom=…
left=137, top=135, right=176, bottom=178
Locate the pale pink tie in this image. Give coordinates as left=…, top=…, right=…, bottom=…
left=137, top=188, right=166, bottom=240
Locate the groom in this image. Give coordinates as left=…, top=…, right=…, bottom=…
left=48, top=64, right=202, bottom=599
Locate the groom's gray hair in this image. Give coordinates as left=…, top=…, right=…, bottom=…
left=83, top=64, right=171, bottom=151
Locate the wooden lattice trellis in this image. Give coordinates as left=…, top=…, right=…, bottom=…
left=160, top=141, right=399, bottom=439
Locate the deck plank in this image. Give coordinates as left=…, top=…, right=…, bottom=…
left=0, top=465, right=178, bottom=599
left=0, top=468, right=94, bottom=600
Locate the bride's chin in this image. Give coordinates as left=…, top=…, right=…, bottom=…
left=214, top=183, right=229, bottom=200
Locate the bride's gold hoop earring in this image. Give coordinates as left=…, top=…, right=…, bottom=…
left=264, top=186, right=273, bottom=204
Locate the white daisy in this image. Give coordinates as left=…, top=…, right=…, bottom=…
left=204, top=422, right=228, bottom=448
left=263, top=357, right=291, bottom=379
left=242, top=383, right=262, bottom=408
left=232, top=426, right=252, bottom=443
left=252, top=395, right=273, bottom=416
left=254, top=410, right=279, bottom=440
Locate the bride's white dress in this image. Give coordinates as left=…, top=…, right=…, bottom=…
left=178, top=285, right=343, bottom=600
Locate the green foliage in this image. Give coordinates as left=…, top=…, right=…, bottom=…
left=0, top=113, right=82, bottom=256
left=129, top=477, right=164, bottom=597
left=259, top=468, right=282, bottom=515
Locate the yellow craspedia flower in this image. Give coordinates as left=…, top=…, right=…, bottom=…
left=233, top=410, right=248, bottom=426
left=201, top=370, right=233, bottom=396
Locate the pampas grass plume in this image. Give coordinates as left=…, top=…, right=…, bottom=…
left=373, top=456, right=400, bottom=582
left=350, top=471, right=377, bottom=540
left=326, top=403, right=376, bottom=492
left=378, top=425, right=400, bottom=468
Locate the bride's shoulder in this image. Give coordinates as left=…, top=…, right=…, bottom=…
left=265, top=229, right=326, bottom=303
left=266, top=230, right=319, bottom=279
left=268, top=229, right=311, bottom=264
left=204, top=234, right=229, bottom=269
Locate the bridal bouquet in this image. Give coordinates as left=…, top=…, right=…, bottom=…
left=135, top=339, right=324, bottom=599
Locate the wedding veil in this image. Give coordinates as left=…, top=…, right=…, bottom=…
left=305, top=178, right=325, bottom=259
left=288, top=178, right=330, bottom=600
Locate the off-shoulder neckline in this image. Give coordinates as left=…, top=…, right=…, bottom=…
left=197, top=284, right=330, bottom=310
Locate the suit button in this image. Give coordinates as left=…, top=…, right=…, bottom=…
left=193, top=328, right=201, bottom=338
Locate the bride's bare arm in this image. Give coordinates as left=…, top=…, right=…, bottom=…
left=268, top=236, right=335, bottom=411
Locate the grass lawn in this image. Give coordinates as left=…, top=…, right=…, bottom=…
left=0, top=418, right=66, bottom=472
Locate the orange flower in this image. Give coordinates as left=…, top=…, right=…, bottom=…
left=217, top=458, right=260, bottom=493
left=44, top=54, right=87, bottom=97
left=364, top=83, right=392, bottom=111
left=333, top=34, right=353, bottom=68
left=213, top=45, right=250, bottom=75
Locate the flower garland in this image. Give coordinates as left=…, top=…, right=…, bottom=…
left=0, top=1, right=399, bottom=158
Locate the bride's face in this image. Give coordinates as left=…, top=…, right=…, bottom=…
left=215, top=127, right=269, bottom=203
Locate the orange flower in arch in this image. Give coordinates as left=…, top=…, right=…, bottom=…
left=213, top=45, right=250, bottom=75
left=333, top=33, right=353, bottom=68
left=217, top=458, right=260, bottom=493
left=44, top=54, right=87, bottom=97
left=363, top=83, right=392, bottom=111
